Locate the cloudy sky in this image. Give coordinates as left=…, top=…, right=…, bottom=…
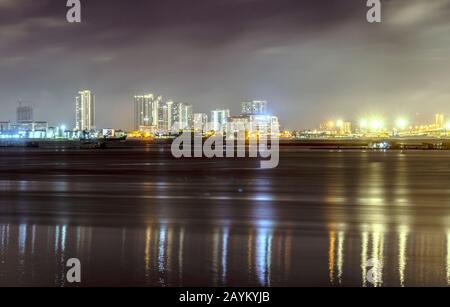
left=0, top=0, right=449, bottom=130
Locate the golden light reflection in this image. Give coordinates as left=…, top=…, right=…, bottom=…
left=145, top=226, right=152, bottom=279
left=337, top=231, right=345, bottom=285
left=328, top=228, right=345, bottom=285
left=329, top=230, right=336, bottom=284
left=360, top=224, right=385, bottom=287
left=371, top=226, right=384, bottom=287
left=248, top=229, right=254, bottom=279
left=398, top=225, right=409, bottom=287
left=361, top=231, right=369, bottom=287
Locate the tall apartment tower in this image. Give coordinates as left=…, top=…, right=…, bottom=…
left=194, top=113, right=208, bottom=132
left=75, top=90, right=95, bottom=131
left=17, top=103, right=33, bottom=123
left=168, top=102, right=193, bottom=132
left=211, top=109, right=230, bottom=132
left=134, top=94, right=162, bottom=131
left=435, top=114, right=445, bottom=129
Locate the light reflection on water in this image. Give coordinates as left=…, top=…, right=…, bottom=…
left=0, top=222, right=448, bottom=286
left=2, top=150, right=450, bottom=286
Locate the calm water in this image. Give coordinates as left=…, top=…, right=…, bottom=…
left=1, top=147, right=450, bottom=287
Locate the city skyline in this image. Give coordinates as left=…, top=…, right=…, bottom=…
left=2, top=0, right=450, bottom=130
left=3, top=90, right=450, bottom=134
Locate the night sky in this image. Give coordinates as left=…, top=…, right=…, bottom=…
left=1, top=0, right=449, bottom=130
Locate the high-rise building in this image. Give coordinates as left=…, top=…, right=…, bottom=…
left=180, top=104, right=194, bottom=131
left=75, top=90, right=95, bottom=131
left=242, top=100, right=268, bottom=116
left=0, top=121, right=10, bottom=131
left=170, top=103, right=194, bottom=132
left=435, top=114, right=445, bottom=129
left=134, top=94, right=161, bottom=131
left=194, top=113, right=208, bottom=132
left=17, top=104, right=33, bottom=123
left=158, top=103, right=169, bottom=132
left=211, top=109, right=230, bottom=132
left=342, top=122, right=352, bottom=135
left=248, top=115, right=280, bottom=136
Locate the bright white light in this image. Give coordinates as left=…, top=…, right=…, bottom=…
left=60, top=125, right=66, bottom=131
left=370, top=119, right=383, bottom=130
left=446, top=122, right=450, bottom=130
left=396, top=118, right=408, bottom=130
left=336, top=120, right=344, bottom=128
left=360, top=119, right=368, bottom=128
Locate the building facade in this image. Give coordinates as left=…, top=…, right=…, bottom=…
left=193, top=113, right=208, bottom=132
left=76, top=90, right=95, bottom=131
left=435, top=114, right=445, bottom=129
left=168, top=102, right=193, bottom=132
left=248, top=115, right=280, bottom=136
left=134, top=94, right=162, bottom=131
left=242, top=100, right=267, bottom=116
left=17, top=105, right=33, bottom=123
left=0, top=121, right=10, bottom=131
left=211, top=109, right=230, bottom=132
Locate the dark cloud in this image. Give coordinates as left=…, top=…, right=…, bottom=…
left=0, top=0, right=450, bottom=129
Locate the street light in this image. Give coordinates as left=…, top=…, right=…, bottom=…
left=396, top=118, right=408, bottom=130
left=360, top=119, right=368, bottom=128
left=370, top=119, right=383, bottom=130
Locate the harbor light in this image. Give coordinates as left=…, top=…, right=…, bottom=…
left=360, top=119, right=368, bottom=129
left=370, top=119, right=384, bottom=130
left=396, top=118, right=408, bottom=130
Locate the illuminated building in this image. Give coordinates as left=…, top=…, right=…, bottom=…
left=133, top=94, right=161, bottom=131
left=342, top=122, right=352, bottom=135
left=211, top=109, right=230, bottom=132
left=169, top=102, right=193, bottom=132
left=0, top=121, right=10, bottom=131
left=242, top=100, right=267, bottom=116
left=194, top=113, right=208, bottom=132
left=320, top=121, right=336, bottom=132
left=181, top=104, right=194, bottom=130
left=228, top=116, right=250, bottom=125
left=248, top=115, right=280, bottom=136
left=17, top=104, right=33, bottom=123
left=165, top=101, right=175, bottom=132
left=158, top=103, right=169, bottom=132
left=227, top=116, right=250, bottom=135
left=435, top=114, right=445, bottom=129
left=76, top=90, right=95, bottom=131
left=319, top=120, right=351, bottom=136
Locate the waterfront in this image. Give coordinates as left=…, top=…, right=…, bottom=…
left=1, top=146, right=450, bottom=286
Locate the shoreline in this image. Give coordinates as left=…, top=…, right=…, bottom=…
left=1, top=137, right=450, bottom=150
